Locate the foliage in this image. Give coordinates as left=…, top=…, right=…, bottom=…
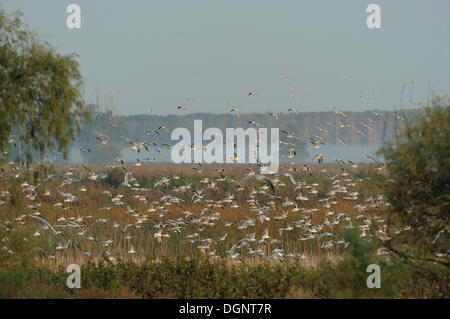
left=380, top=96, right=449, bottom=269
left=0, top=253, right=446, bottom=299
left=0, top=6, right=89, bottom=165
left=101, top=167, right=125, bottom=188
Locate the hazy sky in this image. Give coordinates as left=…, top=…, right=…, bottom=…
left=2, top=0, right=449, bottom=115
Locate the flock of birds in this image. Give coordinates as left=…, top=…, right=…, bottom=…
left=1, top=75, right=415, bottom=265
left=0, top=158, right=393, bottom=264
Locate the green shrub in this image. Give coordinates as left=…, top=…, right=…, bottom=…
left=379, top=95, right=449, bottom=296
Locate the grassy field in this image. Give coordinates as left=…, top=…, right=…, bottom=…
left=0, top=163, right=447, bottom=298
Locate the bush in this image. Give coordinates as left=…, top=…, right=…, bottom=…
left=0, top=252, right=446, bottom=298
left=101, top=167, right=124, bottom=188
left=380, top=95, right=449, bottom=294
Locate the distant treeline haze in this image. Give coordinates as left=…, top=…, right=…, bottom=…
left=9, top=106, right=416, bottom=164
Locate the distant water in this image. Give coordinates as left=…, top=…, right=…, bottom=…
left=68, top=144, right=382, bottom=164
left=304, top=144, right=381, bottom=163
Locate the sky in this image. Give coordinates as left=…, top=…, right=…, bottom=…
left=2, top=0, right=449, bottom=115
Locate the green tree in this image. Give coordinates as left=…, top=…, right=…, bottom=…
left=0, top=7, right=89, bottom=165
left=380, top=95, right=449, bottom=269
